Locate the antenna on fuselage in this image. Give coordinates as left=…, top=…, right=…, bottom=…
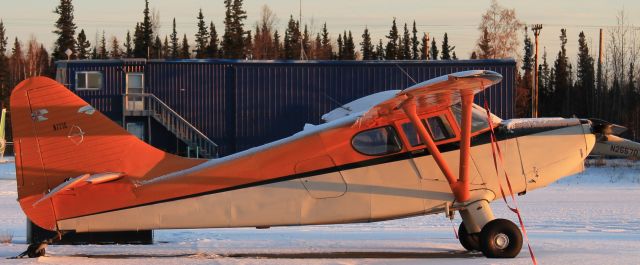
left=322, top=92, right=351, bottom=111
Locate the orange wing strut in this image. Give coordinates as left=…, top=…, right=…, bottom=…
left=400, top=92, right=473, bottom=202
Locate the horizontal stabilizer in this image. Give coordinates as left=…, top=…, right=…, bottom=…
left=32, top=174, right=90, bottom=206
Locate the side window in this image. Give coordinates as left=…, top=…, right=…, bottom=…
left=75, top=71, right=103, bottom=90
left=451, top=103, right=490, bottom=133
left=352, top=126, right=402, bottom=156
left=401, top=115, right=455, bottom=146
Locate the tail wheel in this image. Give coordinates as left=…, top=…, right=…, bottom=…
left=458, top=222, right=480, bottom=251
left=479, top=219, right=523, bottom=258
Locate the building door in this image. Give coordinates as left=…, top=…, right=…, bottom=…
left=126, top=122, right=145, bottom=141
left=126, top=73, right=145, bottom=111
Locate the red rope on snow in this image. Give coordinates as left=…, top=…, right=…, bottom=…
left=483, top=101, right=538, bottom=265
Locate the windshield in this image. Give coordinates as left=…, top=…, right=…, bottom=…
left=450, top=103, right=501, bottom=133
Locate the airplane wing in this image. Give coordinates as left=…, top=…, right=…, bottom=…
left=354, top=70, right=502, bottom=128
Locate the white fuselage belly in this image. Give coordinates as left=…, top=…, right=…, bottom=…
left=57, top=124, right=594, bottom=233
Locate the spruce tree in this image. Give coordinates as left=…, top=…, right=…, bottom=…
left=375, top=39, right=384, bottom=60
left=124, top=31, right=133, bottom=58
left=98, top=31, right=107, bottom=59
left=360, top=27, right=374, bottom=60
left=110, top=36, right=121, bottom=58
left=0, top=20, right=9, bottom=104
left=313, top=33, right=322, bottom=59
left=180, top=34, right=190, bottom=58
left=76, top=29, right=91, bottom=59
left=429, top=38, right=438, bottom=60
left=90, top=47, right=97, bottom=59
left=521, top=27, right=534, bottom=113
left=401, top=23, right=411, bottom=60
left=194, top=9, right=209, bottom=59
left=576, top=31, right=595, bottom=117
left=419, top=33, right=428, bottom=60
left=222, top=0, right=247, bottom=58
left=152, top=36, right=162, bottom=59
left=344, top=31, right=355, bottom=60
left=244, top=29, right=252, bottom=59
left=470, top=51, right=478, bottom=59
left=162, top=36, right=170, bottom=58
left=207, top=22, right=219, bottom=58
left=273, top=30, right=282, bottom=59
left=133, top=0, right=153, bottom=58
left=336, top=34, right=343, bottom=60
left=452, top=52, right=458, bottom=60
left=553, top=29, right=570, bottom=116
left=320, top=23, right=332, bottom=60
left=411, top=21, right=419, bottom=60
left=302, top=25, right=310, bottom=59
left=440, top=33, right=454, bottom=60
left=170, top=18, right=179, bottom=58
left=52, top=0, right=77, bottom=60
left=385, top=18, right=399, bottom=60
left=283, top=16, right=300, bottom=59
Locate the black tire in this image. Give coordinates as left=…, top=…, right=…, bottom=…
left=458, top=222, right=480, bottom=251
left=479, top=219, right=523, bottom=258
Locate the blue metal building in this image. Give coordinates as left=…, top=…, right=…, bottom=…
left=55, top=59, right=517, bottom=157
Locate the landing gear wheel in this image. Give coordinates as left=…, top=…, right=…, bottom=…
left=479, top=219, right=522, bottom=258
left=458, top=222, right=480, bottom=251
left=15, top=242, right=47, bottom=258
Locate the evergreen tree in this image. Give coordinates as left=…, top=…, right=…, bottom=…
left=336, top=34, right=343, bottom=60
left=10, top=38, right=25, bottom=88
left=124, top=31, right=133, bottom=58
left=375, top=39, right=385, bottom=60
left=452, top=51, right=458, bottom=60
left=90, top=47, right=97, bottom=59
left=477, top=27, right=491, bottom=59
left=194, top=9, right=209, bottom=59
left=152, top=36, right=162, bottom=59
left=360, top=27, right=374, bottom=60
left=320, top=23, right=332, bottom=60
left=313, top=33, right=322, bottom=59
left=552, top=29, right=570, bottom=116
left=207, top=22, right=219, bottom=58
left=429, top=38, right=438, bottom=60
left=75, top=29, right=91, bottom=59
left=98, top=31, right=107, bottom=59
left=273, top=30, right=282, bottom=59
left=419, top=33, right=428, bottom=60
left=410, top=21, right=419, bottom=60
left=470, top=51, right=478, bottom=59
left=440, top=33, right=454, bottom=60
left=52, top=0, right=77, bottom=60
left=180, top=34, right=190, bottom=58
left=110, top=36, right=121, bottom=58
left=385, top=18, right=399, bottom=60
left=538, top=49, right=552, bottom=115
left=400, top=23, right=411, bottom=59
left=283, top=16, right=300, bottom=59
left=0, top=20, right=10, bottom=104
left=243, top=29, right=252, bottom=59
left=133, top=0, right=153, bottom=58
left=170, top=18, right=179, bottom=58
left=520, top=27, right=534, bottom=116
left=576, top=31, right=595, bottom=117
left=343, top=31, right=355, bottom=60
left=162, top=36, right=170, bottom=58
left=301, top=25, right=310, bottom=59
left=222, top=0, right=247, bottom=58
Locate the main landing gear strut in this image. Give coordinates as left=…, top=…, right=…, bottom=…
left=457, top=200, right=523, bottom=258
left=12, top=232, right=65, bottom=259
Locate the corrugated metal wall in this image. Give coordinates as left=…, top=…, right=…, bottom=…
left=56, top=59, right=516, bottom=156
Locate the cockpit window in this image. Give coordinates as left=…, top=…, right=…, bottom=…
left=450, top=103, right=497, bottom=133
left=401, top=115, right=455, bottom=146
left=352, top=126, right=402, bottom=156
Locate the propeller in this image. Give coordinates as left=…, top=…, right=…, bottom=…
left=588, top=118, right=628, bottom=136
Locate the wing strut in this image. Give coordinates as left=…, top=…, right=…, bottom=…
left=400, top=91, right=474, bottom=202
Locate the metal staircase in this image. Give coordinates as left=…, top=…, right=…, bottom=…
left=123, top=93, right=218, bottom=158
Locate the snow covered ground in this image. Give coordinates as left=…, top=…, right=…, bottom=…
left=1, top=158, right=639, bottom=264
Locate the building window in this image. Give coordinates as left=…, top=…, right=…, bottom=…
left=75, top=71, right=103, bottom=90
left=351, top=126, right=402, bottom=156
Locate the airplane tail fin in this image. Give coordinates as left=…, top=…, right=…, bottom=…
left=10, top=77, right=202, bottom=231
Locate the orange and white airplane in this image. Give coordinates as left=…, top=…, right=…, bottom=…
left=11, top=70, right=602, bottom=259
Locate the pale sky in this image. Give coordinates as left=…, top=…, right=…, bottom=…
left=1, top=0, right=639, bottom=63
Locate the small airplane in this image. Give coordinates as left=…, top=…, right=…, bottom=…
left=8, top=70, right=633, bottom=259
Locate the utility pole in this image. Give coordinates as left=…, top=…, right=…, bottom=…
left=424, top=33, right=430, bottom=60
left=299, top=0, right=307, bottom=60
left=532, top=24, right=542, bottom=118
left=597, top=28, right=604, bottom=117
